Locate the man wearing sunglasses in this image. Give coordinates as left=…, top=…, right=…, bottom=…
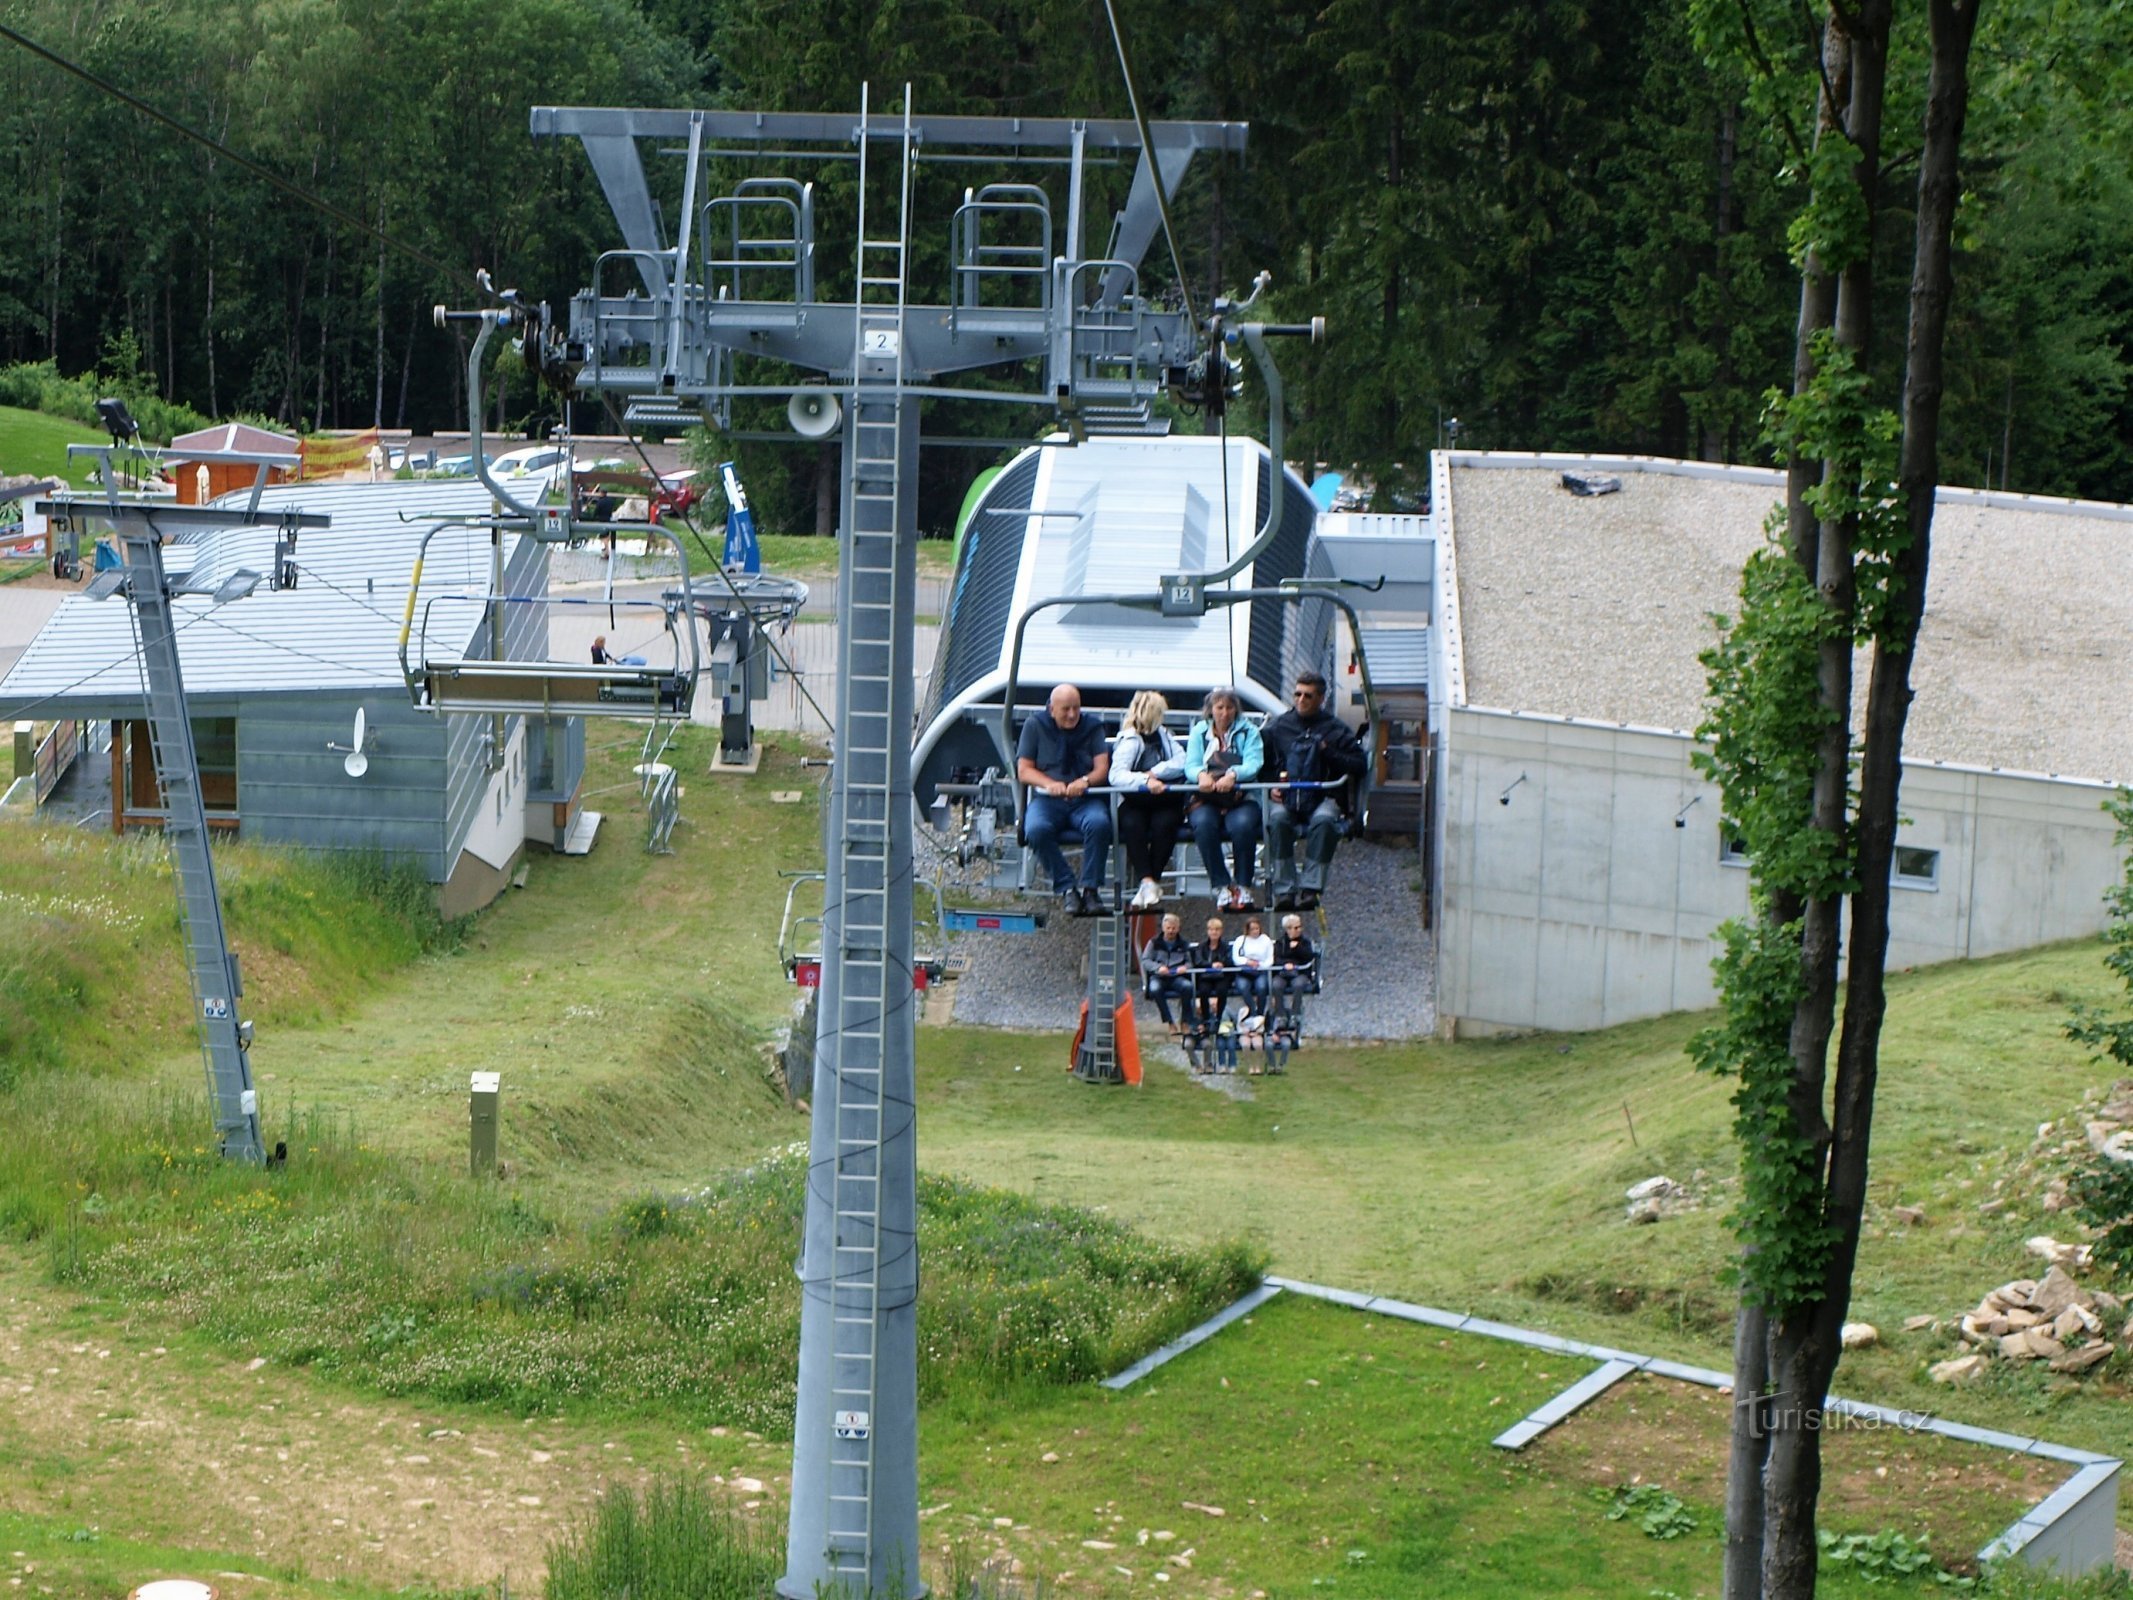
left=1263, top=671, right=1366, bottom=912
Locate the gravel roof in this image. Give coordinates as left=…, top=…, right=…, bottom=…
left=1446, top=460, right=2133, bottom=783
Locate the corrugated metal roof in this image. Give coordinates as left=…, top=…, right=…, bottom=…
left=0, top=480, right=514, bottom=717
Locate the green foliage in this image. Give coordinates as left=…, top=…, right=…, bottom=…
left=2064, top=793, right=2133, bottom=1274
left=1762, top=334, right=1912, bottom=642
left=543, top=1475, right=780, bottom=1600
left=1594, top=1483, right=1698, bottom=1540
left=0, top=359, right=209, bottom=445
left=1815, top=1526, right=1951, bottom=1584
left=2064, top=792, right=2133, bottom=1078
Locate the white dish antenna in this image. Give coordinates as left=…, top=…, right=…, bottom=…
left=328, top=705, right=371, bottom=777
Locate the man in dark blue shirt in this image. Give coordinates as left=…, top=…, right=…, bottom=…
left=1016, top=683, right=1114, bottom=916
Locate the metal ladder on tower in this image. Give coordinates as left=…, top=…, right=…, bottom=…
left=820, top=82, right=915, bottom=1590
left=117, top=531, right=264, bottom=1162
left=1075, top=909, right=1125, bottom=1082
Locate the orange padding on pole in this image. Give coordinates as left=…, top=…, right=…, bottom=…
left=1070, top=998, right=1089, bottom=1070
left=1114, top=994, right=1141, bottom=1085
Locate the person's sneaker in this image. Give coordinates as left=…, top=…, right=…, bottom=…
left=1059, top=888, right=1081, bottom=915
left=1297, top=889, right=1321, bottom=911
left=1232, top=886, right=1257, bottom=911
left=1080, top=886, right=1106, bottom=917
left=1272, top=892, right=1297, bottom=912
left=1131, top=879, right=1162, bottom=910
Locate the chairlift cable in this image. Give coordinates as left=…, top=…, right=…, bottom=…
left=1099, top=0, right=1197, bottom=330
left=0, top=22, right=496, bottom=300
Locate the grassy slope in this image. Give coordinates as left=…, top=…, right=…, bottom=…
left=4, top=718, right=2131, bottom=1595
left=914, top=940, right=2133, bottom=1466
left=0, top=403, right=107, bottom=487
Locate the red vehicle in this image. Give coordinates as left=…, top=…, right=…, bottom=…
left=571, top=467, right=703, bottom=525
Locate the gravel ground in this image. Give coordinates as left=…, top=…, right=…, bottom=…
left=940, top=836, right=1436, bottom=1043
left=1447, top=463, right=2133, bottom=784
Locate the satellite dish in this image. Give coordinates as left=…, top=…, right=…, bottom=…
left=788, top=389, right=843, bottom=439
left=329, top=706, right=371, bottom=778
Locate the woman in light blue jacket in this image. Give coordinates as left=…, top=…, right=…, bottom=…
left=1183, top=686, right=1264, bottom=911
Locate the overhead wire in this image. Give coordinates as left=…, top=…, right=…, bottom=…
left=1099, top=0, right=1197, bottom=330
left=0, top=21, right=493, bottom=299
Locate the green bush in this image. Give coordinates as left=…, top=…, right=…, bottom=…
left=0, top=352, right=210, bottom=446
left=544, top=1476, right=779, bottom=1600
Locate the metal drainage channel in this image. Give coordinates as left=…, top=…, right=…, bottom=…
left=1099, top=1276, right=2122, bottom=1577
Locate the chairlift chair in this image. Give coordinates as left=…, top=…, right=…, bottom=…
left=397, top=521, right=703, bottom=719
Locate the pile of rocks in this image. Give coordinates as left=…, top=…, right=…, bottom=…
left=2082, top=1080, right=2133, bottom=1166
left=1928, top=1265, right=2126, bottom=1384
left=1624, top=1173, right=1702, bottom=1224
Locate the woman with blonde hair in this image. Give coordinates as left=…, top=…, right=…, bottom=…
left=1110, top=689, right=1188, bottom=909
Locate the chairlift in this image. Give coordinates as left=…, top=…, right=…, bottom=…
left=399, top=533, right=702, bottom=718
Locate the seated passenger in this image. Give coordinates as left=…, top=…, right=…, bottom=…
left=1265, top=671, right=1368, bottom=912
left=1139, top=912, right=1194, bottom=1036
left=1230, top=914, right=1274, bottom=1019
left=1189, top=914, right=1233, bottom=1035
left=1016, top=682, right=1114, bottom=917
left=1269, top=912, right=1318, bottom=1033
left=1184, top=686, right=1265, bottom=913
left=1111, top=690, right=1189, bottom=910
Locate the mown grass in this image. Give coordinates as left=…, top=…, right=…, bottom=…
left=912, top=1292, right=2120, bottom=1599
left=0, top=401, right=109, bottom=487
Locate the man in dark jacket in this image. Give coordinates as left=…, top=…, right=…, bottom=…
left=1139, top=912, right=1195, bottom=1033
left=1263, top=671, right=1367, bottom=910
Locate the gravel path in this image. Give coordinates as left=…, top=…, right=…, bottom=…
left=942, top=837, right=1436, bottom=1043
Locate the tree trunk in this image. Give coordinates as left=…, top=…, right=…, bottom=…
left=374, top=197, right=387, bottom=429
left=1823, top=0, right=1979, bottom=1541
left=1705, top=101, right=1738, bottom=462
left=1756, top=8, right=1892, bottom=1598
left=1722, top=1299, right=1769, bottom=1598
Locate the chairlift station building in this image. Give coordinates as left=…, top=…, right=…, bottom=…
left=0, top=479, right=588, bottom=915
left=1429, top=451, right=2132, bottom=1035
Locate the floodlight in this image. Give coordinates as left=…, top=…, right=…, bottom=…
left=95, top=397, right=140, bottom=442
left=211, top=569, right=263, bottom=605
left=1498, top=772, right=1528, bottom=806
left=81, top=570, right=128, bottom=601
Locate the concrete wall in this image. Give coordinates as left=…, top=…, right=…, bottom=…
left=1437, top=706, right=2125, bottom=1035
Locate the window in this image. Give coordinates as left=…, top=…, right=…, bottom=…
left=1894, top=845, right=1940, bottom=889
left=1720, top=837, right=1750, bottom=868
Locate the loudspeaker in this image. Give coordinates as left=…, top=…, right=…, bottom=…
left=787, top=389, right=843, bottom=438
